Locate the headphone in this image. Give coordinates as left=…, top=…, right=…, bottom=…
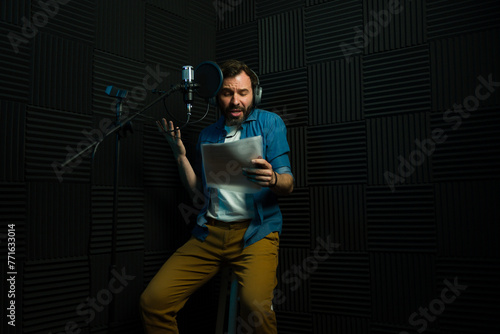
left=209, top=69, right=262, bottom=108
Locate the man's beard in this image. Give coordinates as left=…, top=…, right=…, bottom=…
left=223, top=105, right=252, bottom=126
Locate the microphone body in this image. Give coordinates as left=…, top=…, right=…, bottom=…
left=182, top=65, right=194, bottom=115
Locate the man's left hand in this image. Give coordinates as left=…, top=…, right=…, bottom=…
left=242, top=157, right=275, bottom=188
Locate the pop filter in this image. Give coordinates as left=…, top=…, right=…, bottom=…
left=194, top=61, right=223, bottom=99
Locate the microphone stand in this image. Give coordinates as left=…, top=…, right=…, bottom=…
left=61, top=82, right=185, bottom=333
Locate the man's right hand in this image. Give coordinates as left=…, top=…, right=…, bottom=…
left=156, top=118, right=186, bottom=161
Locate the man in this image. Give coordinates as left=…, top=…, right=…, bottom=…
left=140, top=59, right=294, bottom=333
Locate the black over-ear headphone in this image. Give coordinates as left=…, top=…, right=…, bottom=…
left=209, top=69, right=262, bottom=107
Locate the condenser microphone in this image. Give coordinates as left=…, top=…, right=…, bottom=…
left=182, top=65, right=195, bottom=115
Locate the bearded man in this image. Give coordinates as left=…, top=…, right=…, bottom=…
left=140, top=59, right=294, bottom=334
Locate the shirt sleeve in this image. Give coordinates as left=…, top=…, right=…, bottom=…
left=265, top=113, right=293, bottom=176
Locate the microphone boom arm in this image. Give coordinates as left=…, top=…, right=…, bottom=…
left=61, top=83, right=184, bottom=168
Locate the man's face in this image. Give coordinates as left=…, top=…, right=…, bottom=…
left=218, top=71, right=254, bottom=126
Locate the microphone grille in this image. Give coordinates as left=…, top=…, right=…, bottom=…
left=182, top=65, right=194, bottom=82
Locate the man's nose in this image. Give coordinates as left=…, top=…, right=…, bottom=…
left=231, top=95, right=240, bottom=105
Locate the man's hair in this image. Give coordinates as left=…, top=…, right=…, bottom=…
left=219, top=59, right=259, bottom=89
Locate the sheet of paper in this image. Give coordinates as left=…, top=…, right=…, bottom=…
left=201, top=135, right=263, bottom=193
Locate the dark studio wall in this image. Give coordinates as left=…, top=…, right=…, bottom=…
left=1, top=0, right=218, bottom=333
left=0, top=1, right=499, bottom=334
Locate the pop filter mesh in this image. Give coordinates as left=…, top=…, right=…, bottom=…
left=194, top=61, right=223, bottom=99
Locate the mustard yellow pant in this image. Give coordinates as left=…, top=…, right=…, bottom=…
left=140, top=220, right=279, bottom=334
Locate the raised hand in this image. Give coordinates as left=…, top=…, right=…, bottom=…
left=156, top=118, right=186, bottom=160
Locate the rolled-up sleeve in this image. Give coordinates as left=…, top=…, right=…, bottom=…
left=265, top=114, right=293, bottom=177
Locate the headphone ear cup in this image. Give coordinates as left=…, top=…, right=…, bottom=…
left=254, top=85, right=262, bottom=107
left=208, top=96, right=218, bottom=107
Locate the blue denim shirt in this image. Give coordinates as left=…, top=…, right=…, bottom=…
left=191, top=109, right=293, bottom=248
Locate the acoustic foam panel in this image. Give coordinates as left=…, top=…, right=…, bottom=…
left=144, top=186, right=192, bottom=252
left=188, top=0, right=216, bottom=51
left=216, top=21, right=259, bottom=71
left=308, top=57, right=363, bottom=125
left=427, top=0, right=500, bottom=40
left=188, top=12, right=217, bottom=66
left=0, top=101, right=25, bottom=181
left=142, top=251, right=173, bottom=286
left=430, top=29, right=500, bottom=112
left=275, top=248, right=311, bottom=313
left=256, top=0, right=304, bottom=18
left=31, top=32, right=93, bottom=114
left=260, top=67, right=309, bottom=127
left=435, top=180, right=500, bottom=258
left=0, top=22, right=30, bottom=102
left=0, top=0, right=30, bottom=25
left=436, top=258, right=500, bottom=334
left=363, top=0, right=426, bottom=54
left=306, top=0, right=331, bottom=5
left=313, top=314, right=370, bottom=334
left=0, top=183, right=27, bottom=258
left=366, top=185, right=436, bottom=252
left=310, top=185, right=366, bottom=252
left=287, top=126, right=307, bottom=188
left=215, top=0, right=255, bottom=30
left=90, top=186, right=144, bottom=254
left=87, top=253, right=112, bottom=329
left=310, top=252, right=370, bottom=317
left=92, top=50, right=151, bottom=117
left=259, top=8, right=305, bottom=74
left=88, top=252, right=144, bottom=331
left=430, top=107, right=500, bottom=182
left=143, top=122, right=182, bottom=186
left=146, top=0, right=187, bottom=16
left=96, top=0, right=145, bottom=61
left=28, top=182, right=90, bottom=259
left=146, top=118, right=198, bottom=182
left=370, top=253, right=436, bottom=326
left=276, top=311, right=313, bottom=334
left=307, top=121, right=367, bottom=185
left=367, top=112, right=431, bottom=187
left=371, top=322, right=439, bottom=334
left=278, top=187, right=310, bottom=249
left=145, top=5, right=188, bottom=67
left=22, top=257, right=90, bottom=333
left=25, top=105, right=92, bottom=182
left=89, top=121, right=144, bottom=188
left=363, top=45, right=431, bottom=117
left=30, top=0, right=94, bottom=45
left=304, top=0, right=363, bottom=64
